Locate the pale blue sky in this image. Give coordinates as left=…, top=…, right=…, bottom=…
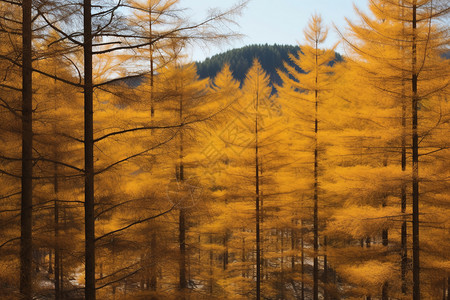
left=186, top=0, right=369, bottom=61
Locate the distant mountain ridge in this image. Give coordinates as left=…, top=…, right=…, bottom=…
left=196, top=44, right=303, bottom=87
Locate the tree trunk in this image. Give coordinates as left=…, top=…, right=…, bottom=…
left=324, top=236, right=328, bottom=300
left=209, top=235, right=213, bottom=295
left=178, top=91, right=186, bottom=298
left=400, top=1, right=408, bottom=295
left=401, top=71, right=408, bottom=296
left=313, top=41, right=319, bottom=300
left=291, top=227, right=296, bottom=270
left=411, top=2, right=420, bottom=299
left=20, top=0, right=33, bottom=298
left=280, top=230, right=285, bottom=299
left=242, top=236, right=246, bottom=278
left=150, top=233, right=157, bottom=298
left=49, top=250, right=53, bottom=274
left=255, top=97, right=261, bottom=300
left=447, top=277, right=449, bottom=300
left=382, top=281, right=389, bottom=300
left=54, top=201, right=60, bottom=299
left=83, top=0, right=95, bottom=299
left=301, top=218, right=305, bottom=300
left=60, top=252, right=64, bottom=299
left=223, top=232, right=228, bottom=270
left=179, top=197, right=186, bottom=297
left=54, top=155, right=60, bottom=300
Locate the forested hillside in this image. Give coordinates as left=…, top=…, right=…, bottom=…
left=196, top=44, right=303, bottom=86
left=196, top=44, right=342, bottom=87
left=0, top=1, right=449, bottom=300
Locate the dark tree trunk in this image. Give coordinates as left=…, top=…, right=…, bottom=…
left=20, top=0, right=33, bottom=298
left=400, top=2, right=408, bottom=294
left=382, top=282, right=389, bottom=300
left=179, top=194, right=186, bottom=296
left=54, top=155, right=60, bottom=300
left=401, top=73, right=408, bottom=296
left=301, top=218, right=305, bottom=300
left=59, top=252, right=64, bottom=299
left=60, top=207, right=65, bottom=299
left=324, top=236, right=328, bottom=300
left=280, top=230, right=285, bottom=299
left=178, top=93, right=186, bottom=298
left=83, top=0, right=95, bottom=299
left=49, top=250, right=53, bottom=274
left=382, top=208, right=388, bottom=299
left=242, top=236, right=246, bottom=278
left=447, top=277, right=449, bottom=300
left=54, top=199, right=60, bottom=299
left=291, top=228, right=296, bottom=270
left=442, top=278, right=446, bottom=300
left=209, top=235, right=213, bottom=295
left=313, top=43, right=319, bottom=300
left=382, top=229, right=388, bottom=246
left=411, top=2, right=420, bottom=299
left=223, top=232, right=228, bottom=270
left=255, top=94, right=261, bottom=300
left=150, top=233, right=157, bottom=297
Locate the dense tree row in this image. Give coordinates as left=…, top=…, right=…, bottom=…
left=0, top=0, right=448, bottom=299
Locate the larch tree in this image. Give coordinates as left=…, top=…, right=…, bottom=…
left=20, top=0, right=32, bottom=297
left=341, top=0, right=449, bottom=298
left=210, top=59, right=287, bottom=298
left=0, top=1, right=23, bottom=297
left=30, top=1, right=247, bottom=298
left=277, top=14, right=336, bottom=300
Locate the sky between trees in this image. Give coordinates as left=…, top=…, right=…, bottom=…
left=187, top=0, right=369, bottom=61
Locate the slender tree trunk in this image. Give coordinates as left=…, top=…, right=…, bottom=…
left=411, top=2, right=420, bottom=299
left=443, top=278, right=446, bottom=300
left=382, top=279, right=389, bottom=300
left=83, top=0, right=95, bottom=299
left=49, top=250, right=53, bottom=274
left=223, top=232, right=228, bottom=270
left=148, top=3, right=154, bottom=123
left=382, top=197, right=389, bottom=300
left=209, top=235, right=213, bottom=295
left=255, top=93, right=261, bottom=300
left=179, top=185, right=186, bottom=297
left=447, top=277, right=449, bottom=300
left=150, top=232, right=157, bottom=297
left=178, top=92, right=187, bottom=298
left=365, top=237, right=372, bottom=300
left=148, top=8, right=157, bottom=297
left=55, top=198, right=61, bottom=300
left=242, top=236, right=246, bottom=278
left=20, top=0, right=33, bottom=298
left=324, top=236, right=328, bottom=300
left=54, top=165, right=60, bottom=300
left=301, top=218, right=305, bottom=300
left=382, top=229, right=388, bottom=246
left=60, top=207, right=66, bottom=299
left=60, top=251, right=64, bottom=299
left=399, top=2, right=409, bottom=295
left=313, top=41, right=319, bottom=300
left=280, top=230, right=285, bottom=299
left=291, top=227, right=296, bottom=270
left=401, top=68, right=408, bottom=296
